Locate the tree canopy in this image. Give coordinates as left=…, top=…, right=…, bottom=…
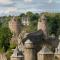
left=0, top=27, right=12, bottom=52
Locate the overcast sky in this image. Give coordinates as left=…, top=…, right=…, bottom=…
left=0, top=0, right=60, bottom=16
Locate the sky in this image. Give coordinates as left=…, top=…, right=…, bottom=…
left=0, top=0, right=60, bottom=16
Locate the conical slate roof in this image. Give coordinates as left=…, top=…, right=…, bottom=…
left=24, top=30, right=44, bottom=44
left=38, top=46, right=53, bottom=54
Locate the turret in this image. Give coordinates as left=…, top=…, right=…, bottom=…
left=9, top=17, right=20, bottom=36
left=24, top=39, right=37, bottom=60
left=37, top=14, right=48, bottom=38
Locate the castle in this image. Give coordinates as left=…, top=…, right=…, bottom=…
left=9, top=14, right=60, bottom=60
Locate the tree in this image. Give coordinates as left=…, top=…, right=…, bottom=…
left=0, top=22, right=2, bottom=27
left=51, top=20, right=58, bottom=35
left=26, top=11, right=33, bottom=17
left=48, top=16, right=59, bottom=36
left=0, top=27, right=12, bottom=52
left=20, top=13, right=25, bottom=17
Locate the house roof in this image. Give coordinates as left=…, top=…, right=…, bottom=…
left=38, top=46, right=53, bottom=54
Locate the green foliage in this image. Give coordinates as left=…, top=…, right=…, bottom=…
left=46, top=14, right=60, bottom=36
left=30, top=14, right=39, bottom=21
left=29, top=20, right=38, bottom=32
left=0, top=23, right=1, bottom=26
left=51, top=17, right=59, bottom=36
left=6, top=49, right=13, bottom=60
left=0, top=27, right=12, bottom=52
left=20, top=13, right=25, bottom=17
left=26, top=11, right=33, bottom=17
left=10, top=43, right=16, bottom=49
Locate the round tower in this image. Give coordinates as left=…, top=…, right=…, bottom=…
left=24, top=39, right=37, bottom=60
left=37, top=14, right=48, bottom=38
left=9, top=17, right=20, bottom=36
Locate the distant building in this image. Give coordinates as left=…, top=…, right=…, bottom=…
left=21, top=16, right=29, bottom=26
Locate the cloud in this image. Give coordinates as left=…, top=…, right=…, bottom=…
left=48, top=0, right=53, bottom=3
left=0, top=0, right=60, bottom=16
left=48, top=0, right=60, bottom=4
left=55, top=1, right=60, bottom=3
left=0, top=0, right=13, bottom=4
left=0, top=7, right=18, bottom=16
left=5, top=7, right=17, bottom=13
left=24, top=0, right=32, bottom=3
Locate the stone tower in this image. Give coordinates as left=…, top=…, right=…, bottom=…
left=9, top=17, right=20, bottom=36
left=37, top=14, right=48, bottom=38
left=24, top=39, right=37, bottom=60
left=21, top=15, right=29, bottom=26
